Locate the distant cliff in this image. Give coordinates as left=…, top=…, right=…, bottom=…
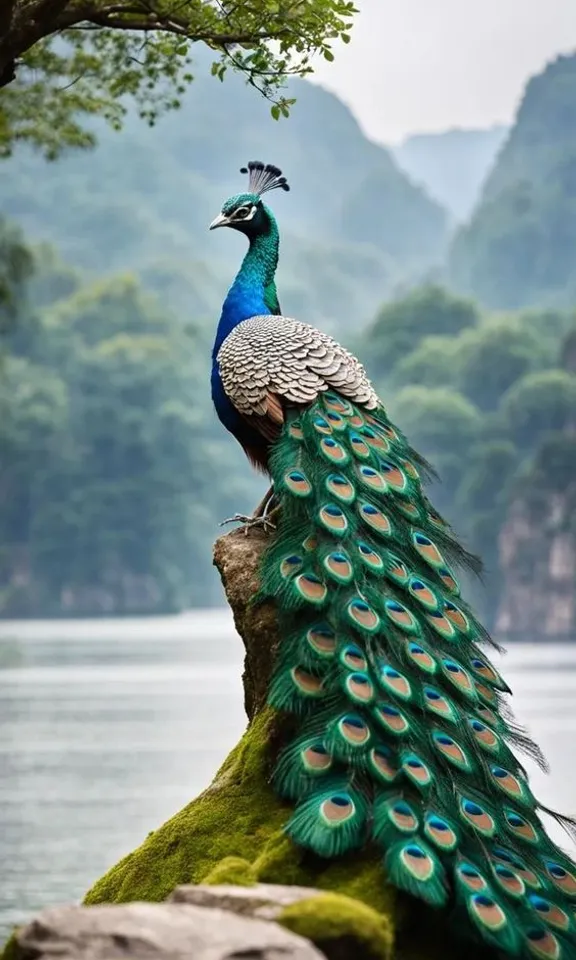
left=496, top=332, right=576, bottom=640
left=496, top=486, right=576, bottom=640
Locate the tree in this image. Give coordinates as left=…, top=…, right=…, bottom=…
left=0, top=0, right=356, bottom=158
left=501, top=369, right=576, bottom=449
left=366, top=285, right=479, bottom=380
left=455, top=317, right=544, bottom=411
left=392, top=335, right=460, bottom=389
left=387, top=385, right=482, bottom=454
left=0, top=258, right=258, bottom=616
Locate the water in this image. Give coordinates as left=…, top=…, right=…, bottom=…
left=0, top=612, right=246, bottom=938
left=1, top=615, right=575, bottom=940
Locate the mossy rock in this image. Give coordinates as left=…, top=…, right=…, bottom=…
left=82, top=710, right=493, bottom=960
left=279, top=892, right=391, bottom=960
left=84, top=710, right=394, bottom=915
left=83, top=710, right=399, bottom=956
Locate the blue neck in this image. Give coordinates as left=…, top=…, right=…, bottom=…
left=212, top=215, right=280, bottom=358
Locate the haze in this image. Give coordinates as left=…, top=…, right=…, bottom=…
left=310, top=0, right=576, bottom=143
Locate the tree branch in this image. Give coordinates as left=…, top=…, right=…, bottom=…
left=52, top=2, right=291, bottom=44
left=0, top=0, right=17, bottom=38
left=0, top=0, right=70, bottom=85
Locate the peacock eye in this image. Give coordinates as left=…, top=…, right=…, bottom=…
left=234, top=206, right=251, bottom=219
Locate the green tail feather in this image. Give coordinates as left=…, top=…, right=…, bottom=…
left=385, top=838, right=448, bottom=907
left=286, top=777, right=368, bottom=857
left=258, top=392, right=576, bottom=960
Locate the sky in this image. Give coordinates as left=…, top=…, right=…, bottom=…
left=308, top=0, right=576, bottom=145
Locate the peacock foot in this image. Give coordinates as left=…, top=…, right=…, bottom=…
left=219, top=506, right=280, bottom=536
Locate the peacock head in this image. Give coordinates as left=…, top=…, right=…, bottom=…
left=209, top=161, right=289, bottom=237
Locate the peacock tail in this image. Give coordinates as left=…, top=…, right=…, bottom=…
left=257, top=389, right=576, bottom=960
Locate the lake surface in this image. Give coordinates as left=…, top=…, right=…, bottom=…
left=1, top=613, right=575, bottom=939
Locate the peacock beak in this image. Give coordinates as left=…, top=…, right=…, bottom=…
left=209, top=213, right=229, bottom=230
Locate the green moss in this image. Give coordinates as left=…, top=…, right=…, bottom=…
left=203, top=857, right=256, bottom=887
left=279, top=892, right=393, bottom=960
left=84, top=709, right=398, bottom=919
left=254, top=833, right=395, bottom=916
left=79, top=706, right=488, bottom=960
left=0, top=934, right=18, bottom=960
left=84, top=709, right=289, bottom=904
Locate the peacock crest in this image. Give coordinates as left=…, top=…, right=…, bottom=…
left=239, top=160, right=290, bottom=196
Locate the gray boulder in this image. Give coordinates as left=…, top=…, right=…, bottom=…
left=169, top=882, right=325, bottom=921
left=15, top=901, right=325, bottom=960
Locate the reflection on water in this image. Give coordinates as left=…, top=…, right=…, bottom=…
left=1, top=614, right=575, bottom=938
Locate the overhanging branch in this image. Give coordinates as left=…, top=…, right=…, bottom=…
left=52, top=2, right=291, bottom=45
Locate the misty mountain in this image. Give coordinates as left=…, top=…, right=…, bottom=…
left=393, top=125, right=508, bottom=223
left=449, top=54, right=576, bottom=310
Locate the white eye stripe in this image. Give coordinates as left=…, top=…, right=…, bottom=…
left=233, top=204, right=257, bottom=221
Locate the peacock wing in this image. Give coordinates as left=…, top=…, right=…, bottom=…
left=216, top=315, right=379, bottom=440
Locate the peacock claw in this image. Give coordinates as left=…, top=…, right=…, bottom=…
left=219, top=512, right=278, bottom=535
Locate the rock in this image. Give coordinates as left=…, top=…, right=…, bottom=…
left=14, top=901, right=325, bottom=960
left=169, top=881, right=326, bottom=919
left=495, top=490, right=576, bottom=640
left=212, top=527, right=279, bottom=719
left=169, top=884, right=394, bottom=960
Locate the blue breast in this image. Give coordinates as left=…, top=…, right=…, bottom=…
left=211, top=359, right=268, bottom=453
left=211, top=275, right=270, bottom=451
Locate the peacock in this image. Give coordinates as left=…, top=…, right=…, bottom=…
left=209, top=160, right=576, bottom=959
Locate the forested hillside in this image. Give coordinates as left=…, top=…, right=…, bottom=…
left=450, top=54, right=576, bottom=310
left=3, top=205, right=575, bottom=624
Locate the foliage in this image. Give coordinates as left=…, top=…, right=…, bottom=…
left=452, top=316, right=544, bottom=411
left=0, top=219, right=34, bottom=331
left=366, top=284, right=479, bottom=377
left=501, top=369, right=576, bottom=449
left=385, top=385, right=482, bottom=452
left=391, top=335, right=459, bottom=389
left=0, top=0, right=357, bottom=159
